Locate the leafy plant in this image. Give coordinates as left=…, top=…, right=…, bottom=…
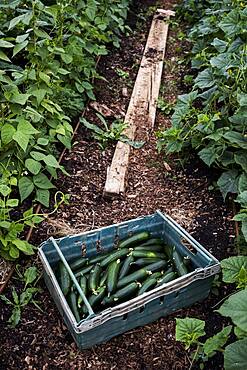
left=81, top=115, right=145, bottom=149
left=175, top=255, right=247, bottom=369
left=156, top=0, right=247, bottom=244
left=116, top=68, right=130, bottom=79
left=157, top=97, right=174, bottom=115
left=0, top=265, right=41, bottom=327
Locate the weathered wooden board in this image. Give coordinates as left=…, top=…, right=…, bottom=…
left=103, top=9, right=175, bottom=197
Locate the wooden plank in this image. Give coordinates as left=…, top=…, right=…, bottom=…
left=103, top=9, right=174, bottom=197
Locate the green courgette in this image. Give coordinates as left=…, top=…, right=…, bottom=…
left=144, top=259, right=168, bottom=273
left=89, top=286, right=106, bottom=308
left=156, top=271, right=177, bottom=286
left=134, top=244, right=164, bottom=252
left=67, top=288, right=81, bottom=322
left=89, top=252, right=111, bottom=265
left=172, top=247, right=188, bottom=276
left=57, top=261, right=71, bottom=296
left=99, top=269, right=108, bottom=287
left=118, top=231, right=150, bottom=249
left=138, top=277, right=157, bottom=295
left=107, top=259, right=121, bottom=295
left=70, top=256, right=89, bottom=271
left=89, top=263, right=102, bottom=292
left=119, top=254, right=134, bottom=279
left=100, top=248, right=129, bottom=268
left=77, top=275, right=87, bottom=308
left=131, top=250, right=166, bottom=259
left=131, top=257, right=163, bottom=267
left=103, top=282, right=139, bottom=305
left=74, top=264, right=94, bottom=278
left=117, top=268, right=152, bottom=289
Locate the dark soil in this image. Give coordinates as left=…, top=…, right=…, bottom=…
left=0, top=1, right=235, bottom=369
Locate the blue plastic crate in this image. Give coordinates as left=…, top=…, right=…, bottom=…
left=39, top=211, right=220, bottom=349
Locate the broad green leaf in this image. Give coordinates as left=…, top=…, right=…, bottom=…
left=20, top=287, right=40, bottom=305
left=18, top=176, right=34, bottom=202
left=17, top=119, right=39, bottom=135
left=24, top=267, right=38, bottom=287
left=217, top=170, right=239, bottom=200
left=233, top=213, right=247, bottom=222
left=203, top=325, right=232, bottom=357
left=211, top=38, right=227, bottom=52
left=198, top=147, right=217, bottom=166
left=234, top=326, right=247, bottom=340
left=195, top=68, right=215, bottom=89
left=13, top=131, right=30, bottom=152
left=39, top=71, right=50, bottom=85
left=119, top=136, right=145, bottom=149
left=30, top=151, right=46, bottom=161
left=221, top=256, right=247, bottom=284
left=219, top=10, right=240, bottom=37
left=12, top=240, right=34, bottom=255
left=31, top=89, right=47, bottom=105
left=0, top=50, right=11, bottom=62
left=6, top=199, right=19, bottom=207
left=0, top=184, right=11, bottom=197
left=235, top=152, right=247, bottom=172
left=11, top=92, right=30, bottom=105
left=241, top=222, right=247, bottom=242
left=9, top=245, right=20, bottom=259
left=16, top=34, right=29, bottom=43
left=33, top=173, right=55, bottom=189
left=43, top=154, right=60, bottom=168
left=224, top=131, right=247, bottom=150
left=1, top=123, right=16, bottom=144
left=35, top=188, right=50, bottom=207
left=0, top=39, right=14, bottom=48
left=175, top=318, right=205, bottom=349
left=217, top=289, right=247, bottom=331
left=8, top=306, right=21, bottom=327
left=25, top=158, right=42, bottom=175
left=37, top=138, right=49, bottom=146
left=224, top=339, right=247, bottom=370
left=9, top=14, right=25, bottom=29
left=239, top=173, right=247, bottom=192
left=13, top=40, right=28, bottom=57
left=236, top=192, right=247, bottom=208
left=0, top=221, right=11, bottom=229
left=61, top=53, right=73, bottom=64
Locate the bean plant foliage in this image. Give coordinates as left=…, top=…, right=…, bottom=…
left=0, top=0, right=130, bottom=260
left=156, top=0, right=247, bottom=242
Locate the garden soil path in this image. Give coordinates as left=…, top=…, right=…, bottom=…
left=0, top=1, right=234, bottom=369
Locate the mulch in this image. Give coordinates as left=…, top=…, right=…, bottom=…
left=0, top=1, right=235, bottom=369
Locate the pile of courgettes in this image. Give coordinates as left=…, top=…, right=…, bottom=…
left=56, top=231, right=193, bottom=322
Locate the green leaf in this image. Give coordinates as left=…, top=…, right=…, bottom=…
left=0, top=184, right=11, bottom=197
left=16, top=34, right=29, bottom=43
left=33, top=173, right=55, bottom=189
left=175, top=318, right=205, bottom=349
left=217, top=170, right=239, bottom=200
left=221, top=256, right=247, bottom=284
left=236, top=192, right=247, bottom=208
left=30, top=151, right=46, bottom=161
left=13, top=131, right=30, bottom=152
left=6, top=199, right=19, bottom=207
left=13, top=40, right=28, bottom=57
left=203, top=326, right=232, bottom=357
left=11, top=92, right=30, bottom=105
left=211, top=38, right=227, bottom=52
left=238, top=173, right=247, bottom=193
left=217, top=289, right=247, bottom=331
left=0, top=221, right=11, bottom=229
left=219, top=9, right=240, bottom=37
left=17, top=119, right=39, bottom=135
left=224, top=131, right=247, bottom=150
left=37, top=138, right=49, bottom=146
left=39, top=71, right=50, bottom=85
left=195, top=68, right=215, bottom=89
left=234, top=326, right=247, bottom=340
left=12, top=240, right=34, bottom=255
left=241, top=222, right=247, bottom=242
left=8, top=306, right=21, bottom=328
left=224, top=339, right=247, bottom=370
left=18, top=177, right=34, bottom=202
left=31, top=89, right=47, bottom=105
left=25, top=158, right=42, bottom=175
left=235, top=152, right=247, bottom=172
left=12, top=288, right=19, bottom=304
left=233, top=213, right=247, bottom=222
left=9, top=245, right=20, bottom=259
left=1, top=123, right=16, bottom=144
left=24, top=267, right=38, bottom=288
left=0, top=50, right=11, bottom=62
left=198, top=147, right=217, bottom=166
left=35, top=188, right=50, bottom=207
left=43, top=154, right=60, bottom=168
left=0, top=39, right=14, bottom=48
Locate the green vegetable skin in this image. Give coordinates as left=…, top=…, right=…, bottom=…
left=132, top=257, right=164, bottom=266
left=157, top=271, right=177, bottom=287
left=68, top=288, right=81, bottom=322
left=138, top=277, right=157, bottom=295
left=103, top=282, right=139, bottom=305
left=172, top=247, right=188, bottom=276
left=57, top=261, right=71, bottom=296
left=131, top=250, right=166, bottom=259
left=78, top=275, right=87, bottom=307
left=134, top=244, right=164, bottom=252
left=107, top=259, right=121, bottom=294
left=119, top=254, right=134, bottom=279
left=89, top=286, right=106, bottom=307
left=70, top=256, right=88, bottom=271
left=100, top=248, right=129, bottom=268
left=75, top=264, right=94, bottom=278
left=118, top=231, right=150, bottom=249
left=89, top=264, right=102, bottom=292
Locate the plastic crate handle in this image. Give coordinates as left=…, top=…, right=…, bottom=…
left=50, top=237, right=95, bottom=317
